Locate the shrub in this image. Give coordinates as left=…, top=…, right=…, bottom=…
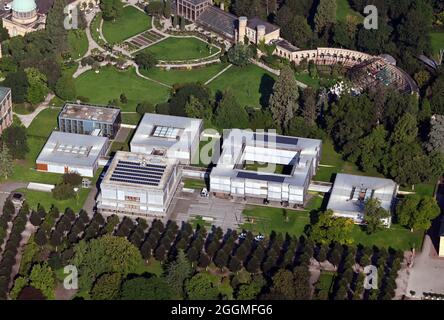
left=62, top=172, right=82, bottom=186
left=52, top=183, right=75, bottom=200
left=134, top=52, right=158, bottom=70
left=136, top=101, right=155, bottom=115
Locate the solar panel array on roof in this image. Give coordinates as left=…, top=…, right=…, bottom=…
left=152, top=126, right=180, bottom=139
left=110, top=160, right=166, bottom=186
left=237, top=171, right=286, bottom=183
left=253, top=133, right=299, bottom=146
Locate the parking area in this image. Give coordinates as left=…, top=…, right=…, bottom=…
left=168, top=184, right=245, bottom=231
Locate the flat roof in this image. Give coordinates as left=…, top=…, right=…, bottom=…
left=130, top=113, right=202, bottom=155
left=212, top=129, right=322, bottom=188
left=0, top=87, right=11, bottom=102
left=327, top=174, right=397, bottom=214
left=36, top=131, right=108, bottom=168
left=101, top=151, right=176, bottom=190
left=59, top=103, right=120, bottom=123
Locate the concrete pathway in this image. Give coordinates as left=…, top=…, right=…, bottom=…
left=132, top=62, right=172, bottom=88
left=204, top=64, right=232, bottom=85
left=13, top=93, right=55, bottom=128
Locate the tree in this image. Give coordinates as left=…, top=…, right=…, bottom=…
left=215, top=90, right=249, bottom=129
left=185, top=95, right=212, bottom=120
left=314, top=0, right=337, bottom=34
left=145, top=1, right=163, bottom=16
left=3, top=71, right=28, bottom=103
left=236, top=274, right=266, bottom=300
left=120, top=276, right=174, bottom=300
left=364, top=198, right=390, bottom=234
left=0, top=144, right=13, bottom=179
left=264, top=269, right=296, bottom=299
left=10, top=276, right=29, bottom=300
left=72, top=235, right=143, bottom=290
left=46, top=0, right=68, bottom=53
left=34, top=228, right=48, bottom=246
left=301, top=87, right=317, bottom=126
left=427, top=115, right=444, bottom=154
left=163, top=0, right=172, bottom=17
left=136, top=101, right=155, bottom=116
left=391, top=113, right=418, bottom=144
left=227, top=43, right=253, bottom=67
left=351, top=125, right=388, bottom=172
left=309, top=210, right=354, bottom=245
left=165, top=250, right=193, bottom=299
left=55, top=75, right=76, bottom=100
left=63, top=172, right=82, bottom=186
left=52, top=183, right=75, bottom=200
left=185, top=273, right=219, bottom=300
left=91, top=273, right=122, bottom=300
left=135, top=52, right=158, bottom=70
left=1, top=125, right=28, bottom=160
left=269, top=65, right=299, bottom=131
left=396, top=195, right=440, bottom=232
left=29, top=262, right=55, bottom=299
left=100, top=0, right=123, bottom=21
left=25, top=68, right=49, bottom=105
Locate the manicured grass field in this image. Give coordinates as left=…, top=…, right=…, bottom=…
left=142, top=36, right=216, bottom=61
left=1, top=109, right=62, bottom=185
left=313, top=139, right=383, bottom=182
left=241, top=205, right=422, bottom=251
left=208, top=64, right=276, bottom=108
left=431, top=31, right=444, bottom=56
left=90, top=12, right=104, bottom=45
left=121, top=112, right=142, bottom=125
left=102, top=6, right=152, bottom=43
left=315, top=271, right=335, bottom=294
left=336, top=0, right=363, bottom=23
left=74, top=66, right=170, bottom=111
left=140, top=63, right=229, bottom=86
left=68, top=29, right=88, bottom=59
left=183, top=178, right=206, bottom=189
left=15, top=168, right=102, bottom=212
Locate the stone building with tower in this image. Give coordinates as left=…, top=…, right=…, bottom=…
left=174, top=0, right=280, bottom=45
left=2, top=0, right=46, bottom=37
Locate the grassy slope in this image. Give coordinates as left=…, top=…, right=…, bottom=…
left=336, top=0, right=363, bottom=23
left=431, top=31, right=444, bottom=56
left=241, top=205, right=422, bottom=251
left=142, top=37, right=215, bottom=61
left=74, top=66, right=170, bottom=111
left=68, top=30, right=88, bottom=60
left=140, top=63, right=229, bottom=86
left=208, top=64, right=276, bottom=108
left=102, top=6, right=152, bottom=43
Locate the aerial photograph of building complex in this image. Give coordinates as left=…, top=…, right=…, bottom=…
left=0, top=0, right=442, bottom=306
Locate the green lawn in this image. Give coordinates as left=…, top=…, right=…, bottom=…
left=431, top=31, right=444, bottom=57
left=241, top=206, right=310, bottom=237
left=74, top=66, right=170, bottom=111
left=90, top=12, right=104, bottom=46
left=142, top=36, right=216, bottom=61
left=336, top=0, right=363, bottom=23
left=183, top=178, right=206, bottom=189
left=313, top=139, right=383, bottom=182
left=189, top=215, right=212, bottom=229
left=68, top=29, right=88, bottom=59
left=316, top=271, right=335, bottom=293
left=15, top=168, right=102, bottom=212
left=1, top=109, right=62, bottom=185
left=208, top=64, right=276, bottom=108
left=26, top=108, right=59, bottom=138
left=102, top=6, right=152, bottom=44
left=121, top=112, right=142, bottom=125
left=140, top=63, right=229, bottom=86
left=241, top=205, right=422, bottom=251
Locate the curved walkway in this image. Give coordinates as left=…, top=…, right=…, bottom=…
left=14, top=93, right=55, bottom=128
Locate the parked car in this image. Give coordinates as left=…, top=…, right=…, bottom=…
left=9, top=192, right=24, bottom=208
left=238, top=232, right=247, bottom=240
left=200, top=188, right=209, bottom=197
left=254, top=234, right=265, bottom=242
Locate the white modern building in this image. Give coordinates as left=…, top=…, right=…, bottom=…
left=210, top=130, right=322, bottom=205
left=130, top=113, right=203, bottom=164
left=35, top=131, right=109, bottom=177
left=96, top=151, right=180, bottom=218
left=327, top=174, right=398, bottom=226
